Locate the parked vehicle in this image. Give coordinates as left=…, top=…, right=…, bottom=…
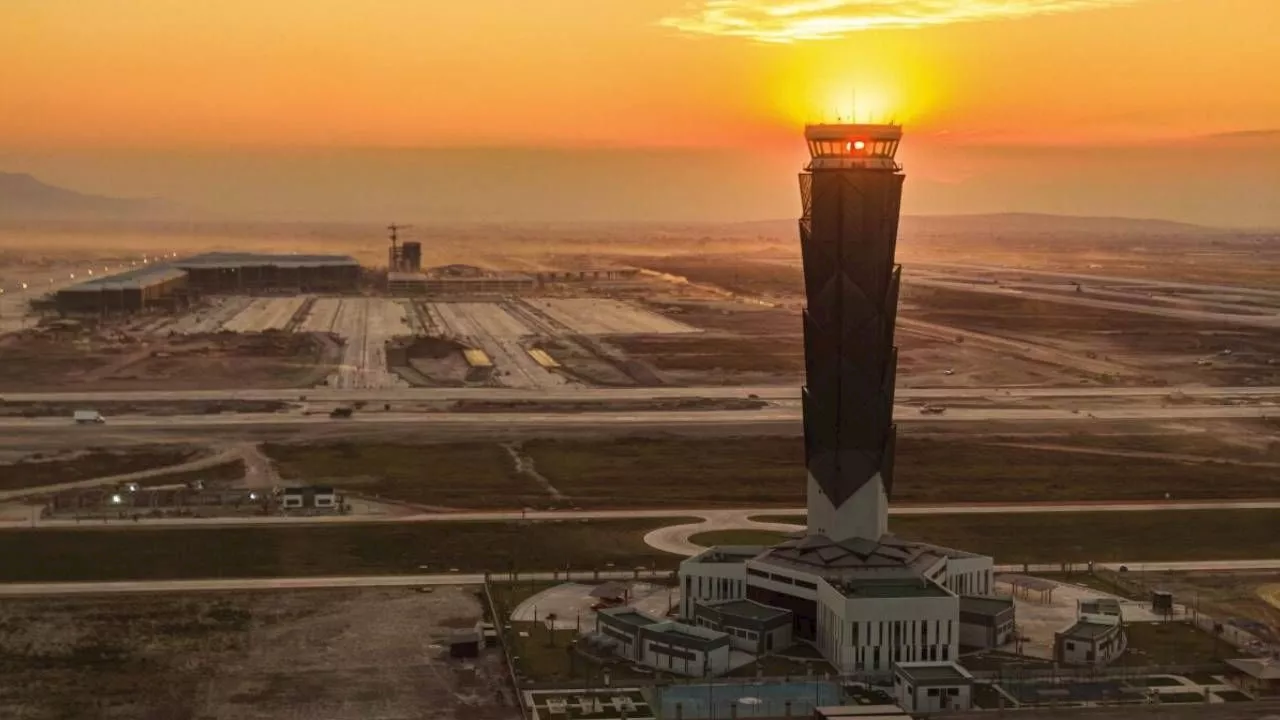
left=329, top=407, right=354, bottom=419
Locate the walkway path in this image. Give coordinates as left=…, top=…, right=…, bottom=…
left=2, top=498, right=1278, bottom=530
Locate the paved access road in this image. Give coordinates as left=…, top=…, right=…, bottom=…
left=4, top=384, right=1280, bottom=404
left=0, top=403, right=1272, bottom=435
left=6, top=499, right=1278, bottom=532
left=0, top=569, right=669, bottom=597
left=2, top=561, right=1279, bottom=598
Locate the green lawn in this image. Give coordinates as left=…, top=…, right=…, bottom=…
left=689, top=530, right=792, bottom=547
left=312, top=433, right=1280, bottom=510
left=0, top=519, right=691, bottom=583
left=0, top=447, right=199, bottom=492
left=263, top=441, right=554, bottom=509
left=136, top=459, right=246, bottom=488
left=1121, top=622, right=1231, bottom=666
left=734, top=510, right=1280, bottom=564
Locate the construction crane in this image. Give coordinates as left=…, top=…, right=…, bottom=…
left=387, top=223, right=414, bottom=271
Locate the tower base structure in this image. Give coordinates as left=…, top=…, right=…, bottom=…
left=805, top=471, right=888, bottom=542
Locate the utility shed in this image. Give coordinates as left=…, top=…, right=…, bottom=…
left=449, top=631, right=480, bottom=659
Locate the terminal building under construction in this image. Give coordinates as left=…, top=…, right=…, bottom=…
left=55, top=252, right=360, bottom=314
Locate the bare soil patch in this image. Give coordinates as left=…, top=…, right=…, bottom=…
left=0, top=587, right=517, bottom=720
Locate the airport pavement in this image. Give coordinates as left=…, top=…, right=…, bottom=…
left=0, top=403, right=1273, bottom=438
left=0, top=569, right=668, bottom=597
left=1, top=560, right=1278, bottom=598
left=4, top=384, right=1280, bottom=404
left=907, top=275, right=1280, bottom=328
left=5, top=499, right=1278, bottom=531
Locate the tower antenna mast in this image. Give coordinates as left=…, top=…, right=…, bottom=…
left=387, top=223, right=414, bottom=271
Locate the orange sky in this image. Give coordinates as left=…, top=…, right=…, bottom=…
left=3, top=0, right=1277, bottom=150
left=2, top=0, right=1278, bottom=225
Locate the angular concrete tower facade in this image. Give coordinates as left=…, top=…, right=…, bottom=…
left=798, top=124, right=904, bottom=542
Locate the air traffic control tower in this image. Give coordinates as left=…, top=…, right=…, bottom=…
left=799, top=123, right=904, bottom=543
left=677, top=126, right=1003, bottom=674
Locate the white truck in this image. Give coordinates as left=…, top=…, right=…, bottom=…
left=73, top=410, right=106, bottom=425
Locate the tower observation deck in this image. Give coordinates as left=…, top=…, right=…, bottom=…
left=798, top=123, right=904, bottom=542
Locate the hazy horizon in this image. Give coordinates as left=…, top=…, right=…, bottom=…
left=4, top=0, right=1278, bottom=226
left=3, top=132, right=1278, bottom=227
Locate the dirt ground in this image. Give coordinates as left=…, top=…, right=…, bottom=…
left=0, top=587, right=519, bottom=720
left=1114, top=570, right=1280, bottom=647
left=0, top=329, right=337, bottom=393
left=3, top=220, right=1279, bottom=393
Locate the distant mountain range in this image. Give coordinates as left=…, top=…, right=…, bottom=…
left=0, top=172, right=173, bottom=221
left=0, top=171, right=1248, bottom=234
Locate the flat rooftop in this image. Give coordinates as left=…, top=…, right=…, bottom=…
left=895, top=662, right=973, bottom=686
left=598, top=607, right=658, bottom=629
left=836, top=578, right=951, bottom=599
left=687, top=545, right=767, bottom=564
left=960, top=595, right=1015, bottom=615
left=1080, top=598, right=1123, bottom=613
left=645, top=621, right=729, bottom=648
left=1226, top=657, right=1280, bottom=679
left=704, top=599, right=791, bottom=622
left=60, top=264, right=187, bottom=291
left=1059, top=620, right=1120, bottom=640
left=175, top=252, right=358, bottom=269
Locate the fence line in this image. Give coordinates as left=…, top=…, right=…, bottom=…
left=483, top=580, right=530, bottom=720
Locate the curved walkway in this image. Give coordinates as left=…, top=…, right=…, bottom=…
left=642, top=510, right=802, bottom=557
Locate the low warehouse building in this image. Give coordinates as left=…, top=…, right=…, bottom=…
left=892, top=662, right=974, bottom=714
left=55, top=265, right=188, bottom=315
left=280, top=486, right=339, bottom=511
left=1053, top=617, right=1126, bottom=666
left=595, top=606, right=732, bottom=677
left=1225, top=657, right=1280, bottom=697
left=692, top=598, right=793, bottom=654
left=959, top=595, right=1016, bottom=650
left=175, top=252, right=359, bottom=293
left=387, top=271, right=535, bottom=295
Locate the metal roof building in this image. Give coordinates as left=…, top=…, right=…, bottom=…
left=174, top=252, right=359, bottom=269
left=173, top=252, right=360, bottom=293
left=56, top=264, right=188, bottom=314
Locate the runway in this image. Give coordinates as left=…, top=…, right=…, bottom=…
left=4, top=384, right=1280, bottom=404
left=0, top=403, right=1272, bottom=434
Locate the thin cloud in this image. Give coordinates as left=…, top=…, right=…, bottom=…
left=660, top=0, right=1142, bottom=42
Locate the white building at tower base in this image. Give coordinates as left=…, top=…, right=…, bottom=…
left=679, top=534, right=998, bottom=677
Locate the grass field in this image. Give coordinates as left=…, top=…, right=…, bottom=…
left=0, top=447, right=199, bottom=492
left=263, top=441, right=553, bottom=509
left=737, top=509, right=1280, bottom=564
left=135, top=459, right=246, bottom=488
left=1121, top=622, right=1230, bottom=666
left=330, top=434, right=1279, bottom=509
left=689, top=529, right=793, bottom=546
left=0, top=519, right=691, bottom=583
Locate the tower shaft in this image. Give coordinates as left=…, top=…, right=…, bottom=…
left=799, top=126, right=904, bottom=541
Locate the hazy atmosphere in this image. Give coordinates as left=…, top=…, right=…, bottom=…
left=3, top=0, right=1278, bottom=225
left=3, top=3, right=1280, bottom=719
